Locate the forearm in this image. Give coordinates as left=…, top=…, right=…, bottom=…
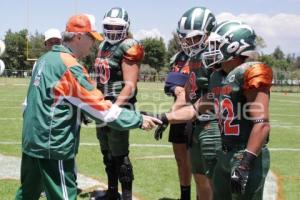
left=245, top=88, right=271, bottom=155
left=166, top=104, right=197, bottom=124
left=106, top=107, right=143, bottom=130
left=246, top=123, right=270, bottom=155
left=171, top=87, right=187, bottom=111
left=115, top=84, right=136, bottom=106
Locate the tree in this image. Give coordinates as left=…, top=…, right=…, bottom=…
left=140, top=37, right=166, bottom=72
left=255, top=35, right=267, bottom=50
left=81, top=41, right=101, bottom=72
left=272, top=46, right=285, bottom=60
left=2, top=29, right=30, bottom=71
left=28, top=31, right=46, bottom=59
left=294, top=56, right=300, bottom=69
left=166, top=32, right=181, bottom=64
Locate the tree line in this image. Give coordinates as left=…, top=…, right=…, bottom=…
left=1, top=29, right=300, bottom=79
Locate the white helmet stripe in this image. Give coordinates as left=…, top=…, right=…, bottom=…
left=191, top=8, right=201, bottom=30
left=179, top=17, right=187, bottom=31
left=121, top=8, right=125, bottom=19
left=201, top=9, right=212, bottom=31
left=111, top=9, right=119, bottom=17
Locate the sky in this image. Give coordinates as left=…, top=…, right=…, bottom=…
left=1, top=0, right=300, bottom=55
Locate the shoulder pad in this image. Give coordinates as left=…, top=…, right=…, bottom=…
left=122, top=38, right=139, bottom=46
left=169, top=52, right=180, bottom=66
left=122, top=39, right=144, bottom=62
left=243, top=62, right=273, bottom=91
left=169, top=51, right=186, bottom=66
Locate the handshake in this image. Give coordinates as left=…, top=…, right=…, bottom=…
left=140, top=111, right=169, bottom=140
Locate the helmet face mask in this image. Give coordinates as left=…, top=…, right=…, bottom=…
left=178, top=31, right=207, bottom=57
left=103, top=24, right=128, bottom=44
left=202, top=21, right=258, bottom=69
left=177, top=7, right=216, bottom=57
left=202, top=33, right=226, bottom=68
left=103, top=7, right=130, bottom=44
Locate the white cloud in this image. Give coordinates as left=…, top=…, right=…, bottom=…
left=216, top=12, right=300, bottom=55
left=133, top=28, right=166, bottom=41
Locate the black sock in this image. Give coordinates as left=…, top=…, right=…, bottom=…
left=180, top=185, right=191, bottom=200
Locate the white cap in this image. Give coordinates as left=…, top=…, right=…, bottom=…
left=44, top=28, right=62, bottom=42
left=0, top=40, right=5, bottom=57
left=0, top=59, right=5, bottom=75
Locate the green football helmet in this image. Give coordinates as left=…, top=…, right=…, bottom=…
left=102, top=7, right=130, bottom=44
left=177, top=7, right=216, bottom=57
left=202, top=20, right=258, bottom=68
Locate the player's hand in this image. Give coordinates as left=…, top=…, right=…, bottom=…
left=231, top=150, right=257, bottom=194
left=153, top=113, right=169, bottom=140
left=141, top=114, right=162, bottom=131
left=140, top=112, right=169, bottom=140
left=231, top=164, right=250, bottom=194
left=81, top=113, right=93, bottom=125
left=173, top=86, right=185, bottom=97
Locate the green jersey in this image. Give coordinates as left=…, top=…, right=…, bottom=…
left=94, top=38, right=144, bottom=104
left=170, top=51, right=210, bottom=101
left=209, top=62, right=273, bottom=145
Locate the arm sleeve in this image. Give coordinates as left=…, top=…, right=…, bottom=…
left=243, top=63, right=273, bottom=91
left=54, top=54, right=142, bottom=130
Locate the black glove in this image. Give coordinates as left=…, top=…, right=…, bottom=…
left=81, top=113, right=93, bottom=125
left=140, top=111, right=169, bottom=140
left=154, top=113, right=169, bottom=140
left=231, top=150, right=257, bottom=194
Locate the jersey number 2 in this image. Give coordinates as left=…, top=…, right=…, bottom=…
left=215, top=98, right=240, bottom=136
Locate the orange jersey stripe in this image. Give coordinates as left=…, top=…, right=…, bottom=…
left=54, top=52, right=112, bottom=111
left=123, top=44, right=144, bottom=62
left=243, top=63, right=273, bottom=91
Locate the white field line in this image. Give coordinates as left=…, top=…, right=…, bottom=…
left=271, top=99, right=300, bottom=104
left=0, top=83, right=28, bottom=86
left=271, top=113, right=300, bottom=117
left=14, top=84, right=28, bottom=86
left=1, top=141, right=300, bottom=152
left=0, top=106, right=22, bottom=108
left=0, top=118, right=23, bottom=120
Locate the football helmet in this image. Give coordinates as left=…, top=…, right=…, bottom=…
left=102, top=7, right=130, bottom=44
left=202, top=20, right=258, bottom=68
left=177, top=7, right=216, bottom=57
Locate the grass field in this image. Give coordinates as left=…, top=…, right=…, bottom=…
left=0, top=77, right=299, bottom=200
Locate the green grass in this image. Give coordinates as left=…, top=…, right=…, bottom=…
left=0, top=78, right=300, bottom=199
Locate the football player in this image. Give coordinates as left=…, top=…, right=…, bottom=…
left=94, top=7, right=144, bottom=200
left=163, top=7, right=221, bottom=200
left=155, top=20, right=272, bottom=200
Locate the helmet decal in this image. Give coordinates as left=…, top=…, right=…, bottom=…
left=202, top=20, right=258, bottom=68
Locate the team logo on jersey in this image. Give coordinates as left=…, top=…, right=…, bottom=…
left=94, top=58, right=110, bottom=84
left=33, top=60, right=45, bottom=86
left=228, top=74, right=235, bottom=82
left=99, top=49, right=112, bottom=58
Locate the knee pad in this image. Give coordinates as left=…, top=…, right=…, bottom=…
left=115, top=155, right=134, bottom=184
